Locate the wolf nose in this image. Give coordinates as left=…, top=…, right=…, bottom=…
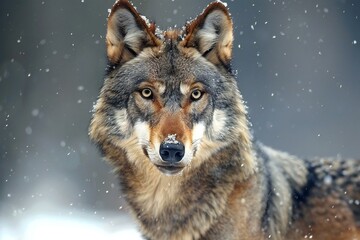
left=159, top=142, right=185, bottom=162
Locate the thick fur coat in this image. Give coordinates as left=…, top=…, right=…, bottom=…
left=89, top=1, right=360, bottom=239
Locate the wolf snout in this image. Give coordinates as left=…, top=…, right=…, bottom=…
left=159, top=142, right=185, bottom=162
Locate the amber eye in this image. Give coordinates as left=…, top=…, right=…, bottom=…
left=191, top=89, right=203, bottom=101
left=141, top=88, right=153, bottom=99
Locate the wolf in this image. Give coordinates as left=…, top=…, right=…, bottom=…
left=89, top=0, right=360, bottom=239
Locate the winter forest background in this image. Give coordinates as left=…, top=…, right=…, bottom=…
left=1, top=0, right=359, bottom=239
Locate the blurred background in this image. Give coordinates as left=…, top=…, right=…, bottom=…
left=1, top=0, right=359, bottom=239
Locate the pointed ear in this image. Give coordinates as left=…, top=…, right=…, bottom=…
left=183, top=2, right=233, bottom=67
left=106, top=0, right=159, bottom=64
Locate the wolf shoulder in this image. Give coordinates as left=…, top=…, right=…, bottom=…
left=256, top=142, right=360, bottom=238
left=257, top=142, right=360, bottom=200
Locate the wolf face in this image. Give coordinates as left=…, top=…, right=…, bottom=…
left=89, top=0, right=253, bottom=177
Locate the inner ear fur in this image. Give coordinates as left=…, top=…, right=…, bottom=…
left=182, top=2, right=234, bottom=67
left=106, top=0, right=159, bottom=64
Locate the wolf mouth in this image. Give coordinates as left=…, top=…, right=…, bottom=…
left=155, top=164, right=184, bottom=175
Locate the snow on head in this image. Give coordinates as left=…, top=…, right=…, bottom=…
left=140, top=15, right=150, bottom=26
left=216, top=0, right=228, bottom=7
left=164, top=134, right=180, bottom=145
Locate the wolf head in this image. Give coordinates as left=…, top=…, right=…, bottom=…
left=89, top=0, right=253, bottom=177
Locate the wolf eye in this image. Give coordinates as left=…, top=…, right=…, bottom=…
left=141, top=88, right=153, bottom=99
left=191, top=89, right=203, bottom=101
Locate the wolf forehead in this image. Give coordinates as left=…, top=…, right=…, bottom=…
left=105, top=41, right=227, bottom=96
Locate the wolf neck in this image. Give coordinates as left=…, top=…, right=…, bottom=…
left=121, top=135, right=257, bottom=239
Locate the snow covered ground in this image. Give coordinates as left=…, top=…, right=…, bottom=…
left=0, top=211, right=143, bottom=240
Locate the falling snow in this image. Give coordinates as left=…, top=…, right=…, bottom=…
left=1, top=0, right=360, bottom=239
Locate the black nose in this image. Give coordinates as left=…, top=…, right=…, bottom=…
left=159, top=142, right=185, bottom=162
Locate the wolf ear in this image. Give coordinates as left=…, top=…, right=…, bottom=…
left=106, top=0, right=159, bottom=64
left=183, top=2, right=233, bottom=67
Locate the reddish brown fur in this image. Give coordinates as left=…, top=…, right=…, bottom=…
left=151, top=112, right=191, bottom=145
left=182, top=2, right=233, bottom=65
left=108, top=0, right=159, bottom=45
left=164, top=30, right=183, bottom=41
left=287, top=193, right=360, bottom=239
left=106, top=0, right=161, bottom=64
left=183, top=2, right=231, bottom=47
